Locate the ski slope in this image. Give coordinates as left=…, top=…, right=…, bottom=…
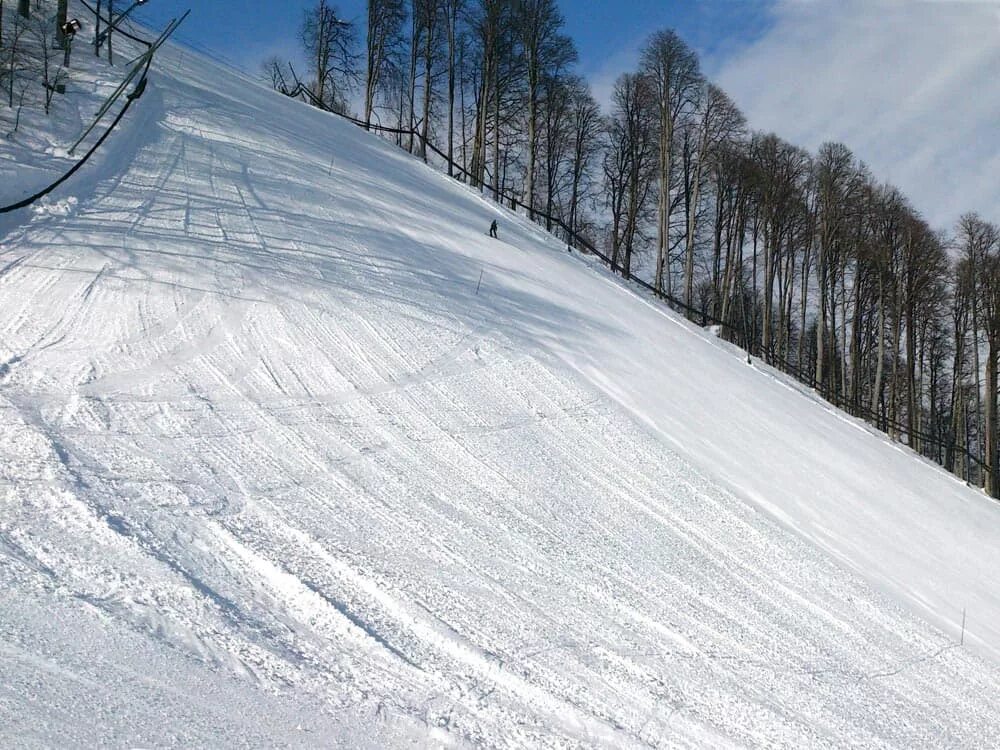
left=2, top=25, right=1000, bottom=749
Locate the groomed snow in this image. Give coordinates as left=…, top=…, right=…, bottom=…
left=2, top=20, right=999, bottom=748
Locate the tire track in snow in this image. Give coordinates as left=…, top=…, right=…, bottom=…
left=0, top=254, right=27, bottom=283
left=236, top=495, right=641, bottom=748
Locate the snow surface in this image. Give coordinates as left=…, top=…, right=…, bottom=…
left=2, top=19, right=1000, bottom=749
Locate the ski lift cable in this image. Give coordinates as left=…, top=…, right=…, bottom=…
left=0, top=11, right=189, bottom=214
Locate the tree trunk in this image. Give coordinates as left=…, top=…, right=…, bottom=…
left=762, top=227, right=778, bottom=363
left=871, top=274, right=886, bottom=419
left=492, top=77, right=500, bottom=201
left=950, top=294, right=968, bottom=474
left=363, top=1, right=377, bottom=128
left=446, top=4, right=456, bottom=176
left=985, top=341, right=998, bottom=496
left=459, top=44, right=468, bottom=175
left=684, top=140, right=705, bottom=316
left=654, top=116, right=673, bottom=293
left=407, top=15, right=418, bottom=153
left=889, top=299, right=903, bottom=440
left=720, top=196, right=746, bottom=335
left=526, top=53, right=537, bottom=220
left=471, top=71, right=488, bottom=188
left=396, top=79, right=405, bottom=146
left=849, top=272, right=864, bottom=411
left=751, top=217, right=760, bottom=356
left=712, top=174, right=726, bottom=317
left=973, top=285, right=985, bottom=477
left=815, top=210, right=828, bottom=390
left=799, top=233, right=812, bottom=374
left=420, top=19, right=433, bottom=163
left=56, top=0, right=69, bottom=47
left=840, top=272, right=850, bottom=402
left=906, top=295, right=918, bottom=448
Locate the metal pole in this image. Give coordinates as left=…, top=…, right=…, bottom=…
left=98, top=0, right=148, bottom=54
left=94, top=0, right=103, bottom=56
left=57, top=0, right=69, bottom=47
left=108, top=0, right=114, bottom=63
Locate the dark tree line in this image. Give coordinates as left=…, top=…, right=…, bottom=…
left=273, top=1, right=1000, bottom=497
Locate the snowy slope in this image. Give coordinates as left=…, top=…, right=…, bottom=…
left=2, top=23, right=1000, bottom=749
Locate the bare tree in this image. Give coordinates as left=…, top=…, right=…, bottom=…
left=415, top=0, right=443, bottom=159
left=403, top=0, right=418, bottom=151
left=640, top=29, right=702, bottom=295
left=301, top=0, right=358, bottom=114
left=604, top=72, right=657, bottom=279
left=897, top=216, right=948, bottom=451
left=980, top=251, right=1000, bottom=496
left=34, top=14, right=67, bottom=114
left=813, top=142, right=863, bottom=395
left=469, top=0, right=504, bottom=188
left=957, top=214, right=1000, bottom=493
left=565, top=76, right=602, bottom=248
left=5, top=4, right=28, bottom=109
left=711, top=141, right=752, bottom=331
left=682, top=83, right=745, bottom=316
left=364, top=0, right=406, bottom=127
left=514, top=0, right=574, bottom=220
left=749, top=133, right=811, bottom=362
left=539, top=69, right=571, bottom=229
left=442, top=0, right=463, bottom=175
left=261, top=56, right=294, bottom=94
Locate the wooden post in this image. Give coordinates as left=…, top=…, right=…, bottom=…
left=56, top=0, right=69, bottom=47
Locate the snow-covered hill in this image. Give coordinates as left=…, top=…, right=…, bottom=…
left=2, top=17, right=999, bottom=749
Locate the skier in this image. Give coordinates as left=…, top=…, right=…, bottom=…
left=489, top=219, right=498, bottom=238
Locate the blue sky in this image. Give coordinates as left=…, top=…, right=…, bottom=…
left=125, top=0, right=776, bottom=81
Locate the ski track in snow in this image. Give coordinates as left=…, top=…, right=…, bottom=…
left=2, top=25, right=1000, bottom=749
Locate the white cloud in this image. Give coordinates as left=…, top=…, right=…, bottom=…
left=714, top=0, right=1000, bottom=230
left=585, top=43, right=644, bottom=111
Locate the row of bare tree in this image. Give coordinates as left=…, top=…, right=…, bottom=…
left=276, top=1, right=1000, bottom=497
left=608, top=46, right=1000, bottom=495
left=268, top=0, right=604, bottom=242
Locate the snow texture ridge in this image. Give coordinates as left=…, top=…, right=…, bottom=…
left=1, top=16, right=999, bottom=749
